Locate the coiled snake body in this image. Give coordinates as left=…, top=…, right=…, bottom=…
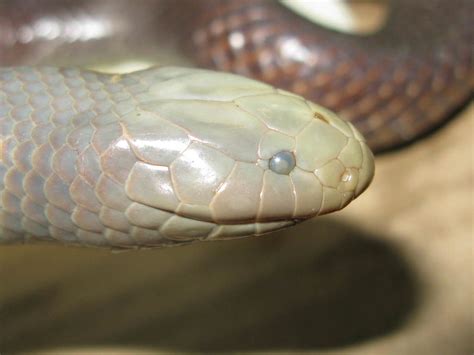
left=0, top=66, right=374, bottom=249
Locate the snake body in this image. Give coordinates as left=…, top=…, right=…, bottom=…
left=0, top=66, right=374, bottom=249
left=184, top=0, right=473, bottom=152
left=0, top=0, right=471, bottom=153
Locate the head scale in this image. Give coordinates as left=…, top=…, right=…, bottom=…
left=120, top=67, right=375, bottom=239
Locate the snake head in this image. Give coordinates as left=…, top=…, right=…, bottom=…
left=120, top=67, right=374, bottom=239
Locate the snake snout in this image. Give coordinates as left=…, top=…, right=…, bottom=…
left=291, top=103, right=375, bottom=217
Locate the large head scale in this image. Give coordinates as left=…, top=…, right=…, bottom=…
left=119, top=67, right=374, bottom=239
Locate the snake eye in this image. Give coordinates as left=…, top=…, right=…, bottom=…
left=269, top=151, right=296, bottom=175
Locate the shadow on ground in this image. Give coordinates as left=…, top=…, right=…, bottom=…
left=0, top=217, right=419, bottom=352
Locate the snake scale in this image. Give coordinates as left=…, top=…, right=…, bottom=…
left=183, top=0, right=473, bottom=152
left=0, top=66, right=374, bottom=249
left=0, top=0, right=472, bottom=153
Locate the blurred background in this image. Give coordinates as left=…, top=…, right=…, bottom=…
left=0, top=0, right=472, bottom=353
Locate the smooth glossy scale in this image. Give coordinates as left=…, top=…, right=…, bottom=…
left=0, top=66, right=375, bottom=249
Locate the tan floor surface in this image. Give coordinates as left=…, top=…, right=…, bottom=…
left=0, top=103, right=472, bottom=353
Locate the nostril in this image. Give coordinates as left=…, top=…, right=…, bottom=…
left=341, top=170, right=353, bottom=182
left=340, top=168, right=358, bottom=192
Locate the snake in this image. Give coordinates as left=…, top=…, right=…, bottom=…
left=0, top=66, right=374, bottom=249
left=0, top=0, right=472, bottom=153
left=182, top=0, right=473, bottom=152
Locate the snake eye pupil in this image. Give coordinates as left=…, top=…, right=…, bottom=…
left=269, top=151, right=296, bottom=175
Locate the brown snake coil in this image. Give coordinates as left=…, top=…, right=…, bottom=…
left=182, top=0, right=473, bottom=152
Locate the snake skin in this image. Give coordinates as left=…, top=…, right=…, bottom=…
left=182, top=0, right=473, bottom=152
left=0, top=66, right=374, bottom=249
left=0, top=0, right=472, bottom=153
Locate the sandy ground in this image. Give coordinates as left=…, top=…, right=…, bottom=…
left=0, top=58, right=472, bottom=353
